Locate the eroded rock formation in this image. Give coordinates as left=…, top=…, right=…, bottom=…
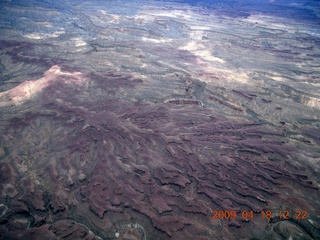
left=0, top=0, right=319, bottom=239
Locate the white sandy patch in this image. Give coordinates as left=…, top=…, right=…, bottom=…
left=196, top=50, right=225, bottom=63
left=141, top=37, right=171, bottom=43
left=305, top=97, right=320, bottom=109
left=97, top=10, right=120, bottom=23
left=24, top=31, right=65, bottom=40
left=99, top=10, right=108, bottom=15
left=188, top=25, right=211, bottom=31
left=151, top=9, right=196, bottom=21
left=188, top=31, right=205, bottom=40
left=0, top=65, right=84, bottom=107
left=212, top=69, right=249, bottom=84
left=179, top=41, right=249, bottom=83
left=71, top=37, right=87, bottom=47
left=198, top=71, right=249, bottom=84
left=271, top=75, right=286, bottom=82
left=35, top=21, right=53, bottom=27
left=180, top=41, right=225, bottom=63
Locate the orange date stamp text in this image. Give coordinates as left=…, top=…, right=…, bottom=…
left=212, top=209, right=308, bottom=221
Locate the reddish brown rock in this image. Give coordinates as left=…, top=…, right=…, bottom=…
left=0, top=0, right=319, bottom=239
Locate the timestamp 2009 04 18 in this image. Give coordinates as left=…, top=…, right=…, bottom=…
left=212, top=210, right=308, bottom=221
